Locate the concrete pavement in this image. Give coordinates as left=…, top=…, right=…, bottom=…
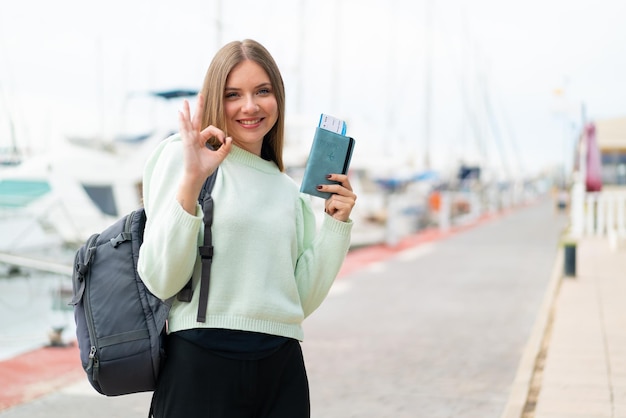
left=1, top=198, right=624, bottom=417
left=502, top=236, right=626, bottom=418
left=302, top=198, right=567, bottom=417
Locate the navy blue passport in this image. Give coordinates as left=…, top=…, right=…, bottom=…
left=300, top=127, right=355, bottom=199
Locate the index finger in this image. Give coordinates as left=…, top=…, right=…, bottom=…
left=192, top=94, right=205, bottom=128
left=327, top=173, right=353, bottom=191
left=199, top=125, right=226, bottom=143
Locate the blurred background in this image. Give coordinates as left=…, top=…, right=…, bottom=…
left=4, top=0, right=624, bottom=167
left=0, top=0, right=625, bottom=357
left=2, top=0, right=625, bottom=243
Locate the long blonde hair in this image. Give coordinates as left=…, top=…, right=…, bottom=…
left=200, top=39, right=286, bottom=172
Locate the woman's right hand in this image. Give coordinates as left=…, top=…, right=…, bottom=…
left=176, top=94, right=232, bottom=214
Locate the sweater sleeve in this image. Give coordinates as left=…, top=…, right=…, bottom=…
left=294, top=195, right=353, bottom=317
left=137, top=136, right=204, bottom=299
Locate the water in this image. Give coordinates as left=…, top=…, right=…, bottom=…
left=0, top=217, right=76, bottom=361
left=0, top=270, right=75, bottom=361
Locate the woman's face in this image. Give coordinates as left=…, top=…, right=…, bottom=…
left=224, top=59, right=278, bottom=156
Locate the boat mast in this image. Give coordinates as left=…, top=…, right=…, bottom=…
left=215, top=0, right=222, bottom=50
left=423, top=0, right=433, bottom=170
left=0, top=38, right=20, bottom=163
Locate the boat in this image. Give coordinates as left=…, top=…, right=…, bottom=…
left=0, top=89, right=198, bottom=247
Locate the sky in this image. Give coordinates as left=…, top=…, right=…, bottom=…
left=1, top=0, right=625, bottom=180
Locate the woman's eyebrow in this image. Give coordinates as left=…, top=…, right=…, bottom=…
left=225, top=82, right=272, bottom=91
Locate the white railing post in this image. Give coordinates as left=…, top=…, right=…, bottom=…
left=617, top=192, right=626, bottom=235
left=574, top=189, right=626, bottom=239
left=570, top=180, right=585, bottom=238
left=597, top=193, right=606, bottom=235
left=605, top=194, right=612, bottom=234
left=585, top=194, right=595, bottom=235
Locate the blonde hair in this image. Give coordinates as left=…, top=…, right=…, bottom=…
left=200, top=39, right=286, bottom=172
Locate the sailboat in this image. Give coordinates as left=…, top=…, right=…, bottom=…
left=0, top=89, right=197, bottom=247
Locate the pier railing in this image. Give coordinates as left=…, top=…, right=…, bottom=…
left=571, top=183, right=626, bottom=245
left=584, top=191, right=626, bottom=235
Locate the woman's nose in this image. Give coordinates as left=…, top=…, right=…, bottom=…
left=242, top=96, right=259, bottom=113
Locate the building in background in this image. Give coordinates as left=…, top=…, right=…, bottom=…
left=596, top=116, right=626, bottom=187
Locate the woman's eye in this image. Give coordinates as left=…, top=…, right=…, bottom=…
left=257, top=88, right=271, bottom=95
left=225, top=92, right=238, bottom=99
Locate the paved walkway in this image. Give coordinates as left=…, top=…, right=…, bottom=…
left=303, top=199, right=567, bottom=417
left=1, top=200, right=624, bottom=417
left=501, top=236, right=626, bottom=418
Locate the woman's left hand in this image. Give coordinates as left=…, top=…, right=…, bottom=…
left=319, top=174, right=357, bottom=222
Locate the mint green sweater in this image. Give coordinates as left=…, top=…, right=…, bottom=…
left=137, top=135, right=353, bottom=341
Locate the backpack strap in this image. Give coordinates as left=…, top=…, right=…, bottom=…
left=196, top=171, right=218, bottom=322
left=175, top=169, right=218, bottom=323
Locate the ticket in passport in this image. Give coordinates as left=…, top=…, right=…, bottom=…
left=318, top=113, right=347, bottom=135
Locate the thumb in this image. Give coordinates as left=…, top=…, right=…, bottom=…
left=215, top=136, right=233, bottom=162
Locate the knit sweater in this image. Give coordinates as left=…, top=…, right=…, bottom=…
left=137, top=134, right=353, bottom=341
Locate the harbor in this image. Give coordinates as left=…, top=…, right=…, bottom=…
left=1, top=111, right=625, bottom=417
left=1, top=197, right=625, bottom=417
left=2, top=0, right=626, bottom=416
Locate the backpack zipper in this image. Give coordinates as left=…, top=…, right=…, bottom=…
left=84, top=211, right=136, bottom=386
left=82, top=234, right=100, bottom=383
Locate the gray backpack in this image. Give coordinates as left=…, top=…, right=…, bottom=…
left=70, top=171, right=217, bottom=396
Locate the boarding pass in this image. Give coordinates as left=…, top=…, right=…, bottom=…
left=318, top=113, right=347, bottom=135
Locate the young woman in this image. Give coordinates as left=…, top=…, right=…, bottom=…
left=138, top=39, right=356, bottom=417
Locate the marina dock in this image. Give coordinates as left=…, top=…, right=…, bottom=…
left=2, top=197, right=623, bottom=417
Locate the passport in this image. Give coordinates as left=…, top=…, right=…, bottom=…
left=300, top=127, right=355, bottom=199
